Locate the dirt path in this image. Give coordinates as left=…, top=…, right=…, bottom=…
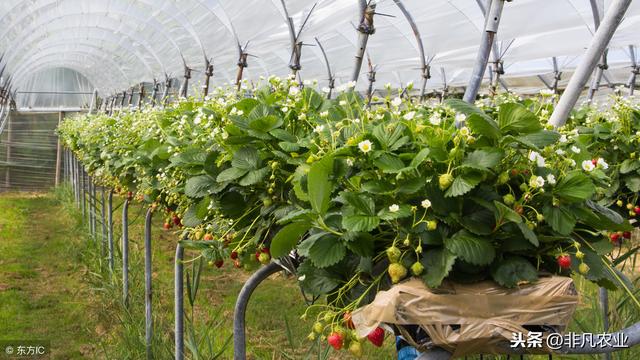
left=0, top=193, right=99, bottom=359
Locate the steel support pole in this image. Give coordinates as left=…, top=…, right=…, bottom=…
left=91, top=179, right=97, bottom=236
left=108, top=190, right=114, bottom=272
left=174, top=243, right=184, bottom=360
left=463, top=0, right=505, bottom=103
left=350, top=2, right=375, bottom=84
left=80, top=168, right=86, bottom=221
left=233, top=262, right=283, bottom=360
left=101, top=187, right=107, bottom=258
left=549, top=0, right=632, bottom=127
left=144, top=208, right=154, bottom=360
left=122, top=198, right=130, bottom=306
left=600, top=287, right=611, bottom=360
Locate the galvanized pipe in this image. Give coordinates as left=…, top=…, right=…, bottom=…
left=144, top=207, right=154, bottom=360
left=350, top=2, right=375, bottom=84
left=174, top=243, right=184, bottom=360
left=233, top=262, right=283, bottom=359
left=107, top=190, right=114, bottom=272
left=600, top=287, right=611, bottom=360
left=549, top=0, right=632, bottom=127
left=90, top=178, right=97, bottom=236
left=463, top=0, right=505, bottom=103
left=101, top=186, right=107, bottom=258
left=80, top=167, right=86, bottom=220
left=122, top=197, right=130, bottom=306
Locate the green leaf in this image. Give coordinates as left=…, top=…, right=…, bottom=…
left=185, top=175, right=215, bottom=198
left=216, top=167, right=248, bottom=182
left=554, top=171, right=595, bottom=203
left=297, top=261, right=340, bottom=296
left=308, top=155, right=334, bottom=215
left=466, top=113, right=501, bottom=140
left=238, top=166, right=269, bottom=186
left=232, top=147, right=260, bottom=170
left=543, top=205, right=576, bottom=235
left=341, top=192, right=375, bottom=216
left=625, top=176, right=640, bottom=192
left=270, top=222, right=312, bottom=258
left=182, top=206, right=204, bottom=227
left=493, top=201, right=522, bottom=224
left=498, top=103, right=542, bottom=134
left=461, top=149, right=504, bottom=170
left=515, top=130, right=560, bottom=148
left=308, top=235, right=346, bottom=268
left=445, top=230, right=495, bottom=265
left=619, top=159, right=640, bottom=174
left=421, top=248, right=457, bottom=288
left=491, top=256, right=538, bottom=288
left=344, top=233, right=375, bottom=257
left=516, top=222, right=539, bottom=246
left=249, top=115, right=283, bottom=132
left=409, top=148, right=431, bottom=168
left=445, top=172, right=483, bottom=197
left=203, top=151, right=221, bottom=178
left=373, top=153, right=405, bottom=173
left=342, top=214, right=380, bottom=232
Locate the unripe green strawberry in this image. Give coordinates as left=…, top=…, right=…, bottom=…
left=503, top=194, right=515, bottom=205
left=575, top=250, right=585, bottom=260
left=388, top=263, right=407, bottom=284
left=578, top=262, right=590, bottom=274
left=258, top=252, right=271, bottom=264
left=307, top=332, right=316, bottom=341
left=349, top=341, right=363, bottom=358
left=497, top=172, right=509, bottom=184
left=439, top=173, right=454, bottom=190
left=427, top=220, right=438, bottom=231
left=313, top=322, right=323, bottom=334
left=386, top=246, right=401, bottom=262
left=616, top=199, right=624, bottom=207
left=411, top=262, right=424, bottom=276
left=536, top=213, right=544, bottom=222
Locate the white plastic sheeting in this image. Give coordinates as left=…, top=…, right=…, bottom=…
left=0, top=0, right=639, bottom=97
left=17, top=68, right=93, bottom=109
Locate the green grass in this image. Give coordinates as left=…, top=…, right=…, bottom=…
left=1, top=187, right=639, bottom=359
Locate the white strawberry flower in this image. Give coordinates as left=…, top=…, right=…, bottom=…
left=389, top=204, right=400, bottom=213
left=546, top=174, right=556, bottom=185
left=581, top=160, right=595, bottom=172
left=597, top=158, right=609, bottom=169
left=455, top=113, right=467, bottom=123
left=314, top=125, right=325, bottom=133
left=459, top=126, right=470, bottom=136
left=358, top=140, right=373, bottom=154
left=289, top=86, right=300, bottom=95
left=429, top=113, right=442, bottom=126
left=571, top=146, right=581, bottom=154
left=391, top=97, right=402, bottom=107
left=529, top=176, right=545, bottom=188
left=555, top=149, right=565, bottom=155
left=421, top=199, right=432, bottom=209
left=403, top=111, right=416, bottom=120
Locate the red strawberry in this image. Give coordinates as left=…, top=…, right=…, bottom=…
left=214, top=260, right=224, bottom=268
left=163, top=222, right=172, bottom=230
left=255, top=251, right=261, bottom=261
left=635, top=206, right=640, bottom=215
left=173, top=216, right=182, bottom=227
left=261, top=247, right=270, bottom=254
left=610, top=233, right=621, bottom=244
left=557, top=255, right=571, bottom=269
left=623, top=231, right=632, bottom=239
left=343, top=312, right=355, bottom=329
left=591, top=158, right=598, bottom=166
left=367, top=327, right=385, bottom=347
left=127, top=191, right=133, bottom=200
left=203, top=233, right=214, bottom=241
left=327, top=332, right=343, bottom=350
left=230, top=251, right=239, bottom=260
left=233, top=259, right=241, bottom=268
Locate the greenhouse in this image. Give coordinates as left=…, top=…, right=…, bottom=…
left=1, top=0, right=640, bottom=359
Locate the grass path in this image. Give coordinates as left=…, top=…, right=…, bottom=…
left=0, top=193, right=99, bottom=358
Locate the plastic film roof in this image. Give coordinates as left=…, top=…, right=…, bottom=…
left=1, top=0, right=640, bottom=97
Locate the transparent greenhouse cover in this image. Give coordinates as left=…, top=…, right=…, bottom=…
left=1, top=0, right=640, bottom=106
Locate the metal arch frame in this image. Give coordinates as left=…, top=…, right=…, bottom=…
left=549, top=0, right=632, bottom=127
left=5, top=22, right=166, bottom=81
left=12, top=54, right=131, bottom=92
left=0, top=0, right=202, bottom=61
left=16, top=60, right=125, bottom=95
left=586, top=0, right=608, bottom=101
left=0, top=8, right=182, bottom=69
left=11, top=40, right=155, bottom=87
left=462, top=0, right=506, bottom=104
